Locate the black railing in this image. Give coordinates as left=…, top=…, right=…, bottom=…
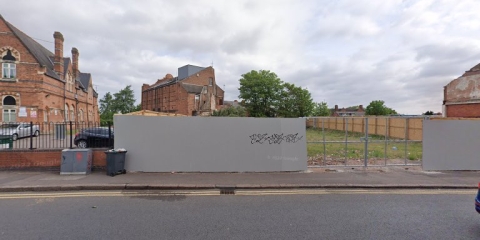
left=0, top=121, right=114, bottom=150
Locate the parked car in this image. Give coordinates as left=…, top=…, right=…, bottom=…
left=476, top=183, right=480, bottom=214
left=0, top=123, right=40, bottom=141
left=74, top=127, right=114, bottom=148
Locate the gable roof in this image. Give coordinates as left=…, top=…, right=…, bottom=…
left=2, top=15, right=62, bottom=81
left=79, top=73, right=90, bottom=90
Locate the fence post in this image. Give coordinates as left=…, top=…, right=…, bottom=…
left=322, top=118, right=326, bottom=166
left=29, top=122, right=34, bottom=150
left=404, top=118, right=409, bottom=165
left=69, top=121, right=73, bottom=149
left=384, top=117, right=388, bottom=166
left=344, top=117, right=348, bottom=166
left=364, top=118, right=369, bottom=167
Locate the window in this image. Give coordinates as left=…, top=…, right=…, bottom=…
left=209, top=78, right=213, bottom=86
left=2, top=50, right=17, bottom=79
left=3, top=109, right=16, bottom=122
left=2, top=96, right=16, bottom=122
left=43, top=109, right=48, bottom=122
left=65, top=104, right=69, bottom=121
left=3, top=96, right=16, bottom=105
left=2, top=63, right=16, bottom=79
left=79, top=109, right=84, bottom=121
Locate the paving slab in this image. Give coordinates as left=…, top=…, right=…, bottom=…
left=0, top=167, right=478, bottom=192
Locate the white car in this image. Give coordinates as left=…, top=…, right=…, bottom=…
left=0, top=123, right=40, bottom=141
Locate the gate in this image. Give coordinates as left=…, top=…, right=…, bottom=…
left=305, top=116, right=425, bottom=167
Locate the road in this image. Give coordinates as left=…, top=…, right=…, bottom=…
left=0, top=189, right=478, bottom=240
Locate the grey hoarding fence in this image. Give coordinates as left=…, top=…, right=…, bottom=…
left=305, top=116, right=425, bottom=167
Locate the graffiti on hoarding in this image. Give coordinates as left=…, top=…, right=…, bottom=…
left=249, top=133, right=303, bottom=144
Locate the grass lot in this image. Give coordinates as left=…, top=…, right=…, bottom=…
left=306, top=128, right=422, bottom=162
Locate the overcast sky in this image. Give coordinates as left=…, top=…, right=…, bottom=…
left=3, top=0, right=480, bottom=114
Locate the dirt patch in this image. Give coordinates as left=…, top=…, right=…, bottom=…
left=308, top=156, right=421, bottom=167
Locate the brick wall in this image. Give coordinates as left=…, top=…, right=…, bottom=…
left=0, top=149, right=107, bottom=170
left=446, top=104, right=480, bottom=118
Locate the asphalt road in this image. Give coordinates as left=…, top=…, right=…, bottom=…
left=0, top=189, right=479, bottom=240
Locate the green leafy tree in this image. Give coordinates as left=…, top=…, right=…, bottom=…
left=238, top=70, right=283, bottom=117
left=112, top=85, right=137, bottom=114
left=365, top=100, right=397, bottom=116
left=277, top=83, right=314, bottom=117
left=312, top=101, right=330, bottom=116
left=99, top=85, right=138, bottom=123
left=211, top=106, right=247, bottom=117
left=423, top=111, right=434, bottom=115
left=134, top=103, right=142, bottom=112
left=99, top=92, right=114, bottom=123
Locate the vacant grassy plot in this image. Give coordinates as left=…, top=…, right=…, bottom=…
left=306, top=128, right=422, bottom=164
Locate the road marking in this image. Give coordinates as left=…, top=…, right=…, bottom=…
left=0, top=189, right=475, bottom=199
left=0, top=190, right=220, bottom=199
left=235, top=189, right=477, bottom=196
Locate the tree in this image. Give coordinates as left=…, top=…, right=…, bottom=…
left=211, top=106, right=247, bottom=117
left=99, top=85, right=138, bottom=123
left=277, top=83, right=314, bottom=117
left=99, top=92, right=114, bottom=123
left=365, top=100, right=397, bottom=116
left=238, top=70, right=283, bottom=117
left=312, top=101, right=330, bottom=116
left=134, top=103, right=142, bottom=112
left=112, top=85, right=137, bottom=114
left=423, top=111, right=434, bottom=115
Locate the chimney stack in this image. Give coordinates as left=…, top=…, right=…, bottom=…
left=71, top=47, right=79, bottom=78
left=334, top=105, right=338, bottom=111
left=53, top=31, right=64, bottom=79
left=359, top=105, right=364, bottom=111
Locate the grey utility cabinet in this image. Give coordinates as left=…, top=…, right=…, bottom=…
left=60, top=149, right=93, bottom=175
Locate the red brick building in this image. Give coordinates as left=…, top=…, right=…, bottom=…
left=0, top=15, right=99, bottom=123
left=331, top=105, right=365, bottom=117
left=443, top=63, right=480, bottom=117
left=142, top=65, right=224, bottom=116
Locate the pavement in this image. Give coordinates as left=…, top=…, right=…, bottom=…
left=0, top=165, right=479, bottom=192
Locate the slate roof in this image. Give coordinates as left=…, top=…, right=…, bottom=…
left=148, top=65, right=210, bottom=90
left=181, top=83, right=203, bottom=94
left=2, top=15, right=62, bottom=81
left=63, top=58, right=70, bottom=78
left=79, top=73, right=91, bottom=90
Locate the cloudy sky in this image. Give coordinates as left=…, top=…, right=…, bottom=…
left=3, top=0, right=480, bottom=114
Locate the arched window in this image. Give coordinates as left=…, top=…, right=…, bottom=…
left=65, top=104, right=69, bottom=121
left=70, top=105, right=75, bottom=121
left=79, top=109, right=84, bottom=121
left=2, top=95, right=16, bottom=122
left=2, top=50, right=16, bottom=79
left=3, top=96, right=16, bottom=105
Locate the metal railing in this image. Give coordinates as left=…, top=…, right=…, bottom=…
left=306, top=117, right=426, bottom=167
left=0, top=121, right=113, bottom=150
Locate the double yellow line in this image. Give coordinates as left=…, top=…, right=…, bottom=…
left=235, top=189, right=477, bottom=196
left=0, top=189, right=475, bottom=199
left=0, top=190, right=220, bottom=199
